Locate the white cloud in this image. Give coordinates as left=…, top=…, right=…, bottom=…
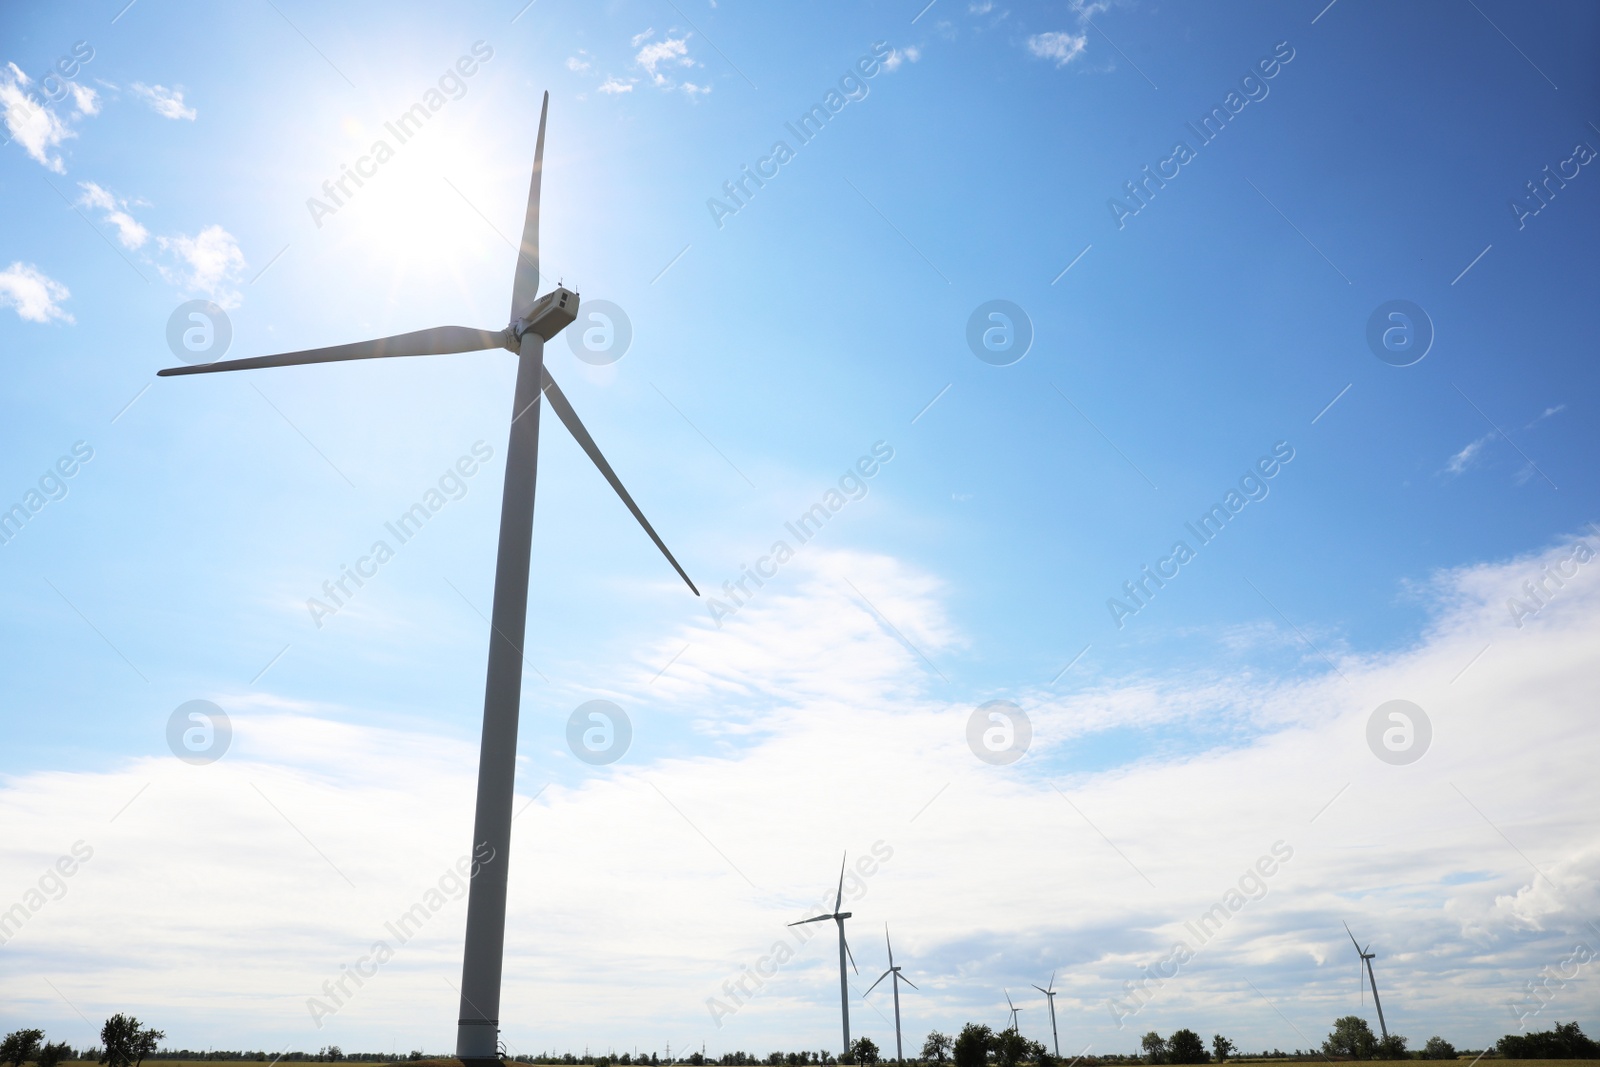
left=130, top=82, right=197, bottom=121
left=630, top=28, right=656, bottom=48
left=3, top=539, right=1598, bottom=1051
left=635, top=34, right=695, bottom=88
left=0, top=262, right=72, bottom=323
left=1, top=62, right=74, bottom=172
left=680, top=81, right=712, bottom=97
left=157, top=224, right=246, bottom=307
left=1027, top=30, right=1089, bottom=67
left=1445, top=432, right=1496, bottom=476
left=1525, top=403, right=1565, bottom=429
left=68, top=82, right=99, bottom=116
left=882, top=45, right=922, bottom=72
left=597, top=76, right=635, bottom=95
left=1027, top=1, right=1120, bottom=70
left=969, top=1, right=994, bottom=12
left=76, top=180, right=149, bottom=249
left=566, top=52, right=592, bottom=73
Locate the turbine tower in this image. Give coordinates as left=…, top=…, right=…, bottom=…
left=789, top=854, right=859, bottom=1057
left=1344, top=922, right=1389, bottom=1041
left=1004, top=989, right=1024, bottom=1033
left=156, top=93, right=699, bottom=1065
left=865, top=924, right=918, bottom=1063
left=1031, top=972, right=1060, bottom=1058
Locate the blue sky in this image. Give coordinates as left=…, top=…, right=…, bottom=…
left=2, top=0, right=1598, bottom=1059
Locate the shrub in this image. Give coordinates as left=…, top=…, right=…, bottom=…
left=1497, top=1021, right=1600, bottom=1059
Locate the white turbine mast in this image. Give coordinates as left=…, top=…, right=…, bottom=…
left=1004, top=989, right=1024, bottom=1033
left=158, top=93, right=699, bottom=1064
left=864, top=924, right=919, bottom=1063
left=790, top=853, right=860, bottom=1057
left=1031, top=972, right=1060, bottom=1058
left=1344, top=921, right=1390, bottom=1041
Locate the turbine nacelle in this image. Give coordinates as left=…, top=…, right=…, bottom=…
left=511, top=286, right=580, bottom=344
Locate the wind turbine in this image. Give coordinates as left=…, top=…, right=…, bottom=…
left=789, top=854, right=859, bottom=1057
left=156, top=93, right=699, bottom=1064
left=1344, top=922, right=1389, bottom=1041
left=865, top=924, right=918, bottom=1063
left=1004, top=989, right=1024, bottom=1033
left=1031, top=972, right=1059, bottom=1057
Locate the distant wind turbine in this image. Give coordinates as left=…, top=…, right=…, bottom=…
left=1004, top=989, right=1024, bottom=1033
left=157, top=93, right=699, bottom=1064
left=1344, top=921, right=1389, bottom=1040
left=1031, top=972, right=1059, bottom=1057
left=790, top=854, right=859, bottom=1056
left=865, top=924, right=918, bottom=1063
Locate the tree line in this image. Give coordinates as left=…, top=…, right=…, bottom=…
left=3, top=1018, right=1595, bottom=1067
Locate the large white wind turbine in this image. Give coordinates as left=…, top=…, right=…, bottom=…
left=1344, top=922, right=1389, bottom=1041
left=789, top=854, right=860, bottom=1057
left=1004, top=989, right=1024, bottom=1033
left=1031, top=973, right=1060, bottom=1057
left=157, top=94, right=698, bottom=1064
left=864, top=924, right=918, bottom=1063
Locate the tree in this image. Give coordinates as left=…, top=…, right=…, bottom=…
left=1166, top=1032, right=1207, bottom=1065
left=99, top=1016, right=164, bottom=1067
left=921, top=1034, right=953, bottom=1064
left=1210, top=1036, right=1235, bottom=1064
left=38, top=1045, right=73, bottom=1067
left=991, top=1031, right=1028, bottom=1067
left=953, top=1025, right=993, bottom=1067
left=1, top=1031, right=44, bottom=1067
left=1141, top=1033, right=1168, bottom=1065
left=848, top=1039, right=879, bottom=1067
left=1419, top=1038, right=1456, bottom=1060
left=1322, top=1017, right=1377, bottom=1060
left=1497, top=1022, right=1600, bottom=1059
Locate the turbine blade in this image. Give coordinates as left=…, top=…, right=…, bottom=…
left=865, top=970, right=891, bottom=996
left=539, top=369, right=699, bottom=596
left=1344, top=921, right=1362, bottom=952
left=157, top=326, right=508, bottom=376
left=843, top=930, right=858, bottom=974
left=787, top=915, right=833, bottom=926
left=510, top=91, right=548, bottom=321
left=1049, top=970, right=1056, bottom=993
left=1031, top=985, right=1049, bottom=995
left=885, top=923, right=893, bottom=966
left=899, top=974, right=918, bottom=991
left=836, top=852, right=847, bottom=913
left=1006, top=990, right=1016, bottom=1010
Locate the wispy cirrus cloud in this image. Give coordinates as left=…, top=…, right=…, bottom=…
left=1026, top=0, right=1122, bottom=69
left=2, top=539, right=1598, bottom=1050
left=130, top=81, right=196, bottom=120
left=1445, top=432, right=1497, bottom=476
left=76, top=181, right=149, bottom=249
